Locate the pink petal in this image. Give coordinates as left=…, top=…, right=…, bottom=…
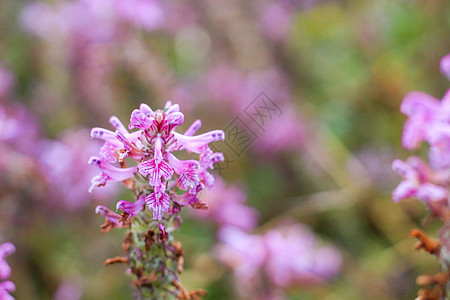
left=145, top=192, right=171, bottom=220
left=440, top=53, right=450, bottom=80
left=392, top=180, right=417, bottom=202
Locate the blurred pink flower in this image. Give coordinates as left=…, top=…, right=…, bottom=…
left=192, top=178, right=259, bottom=231
left=216, top=226, right=266, bottom=281
left=115, top=0, right=164, bottom=31
left=257, top=0, right=318, bottom=41
left=39, top=129, right=118, bottom=210
left=216, top=222, right=341, bottom=298
left=0, top=281, right=15, bottom=300
left=0, top=104, right=39, bottom=153
left=53, top=277, right=82, bottom=300
left=263, top=223, right=341, bottom=287
left=259, top=2, right=292, bottom=41
left=253, top=107, right=305, bottom=154
left=440, top=53, right=450, bottom=80
left=0, top=67, right=14, bottom=100
left=400, top=89, right=450, bottom=169
left=0, top=243, right=15, bottom=280
left=0, top=242, right=15, bottom=300
left=205, top=65, right=291, bottom=113
left=392, top=157, right=449, bottom=206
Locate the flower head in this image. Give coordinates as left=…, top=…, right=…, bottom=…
left=91, top=101, right=224, bottom=221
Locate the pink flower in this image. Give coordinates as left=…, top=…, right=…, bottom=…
left=146, top=189, right=171, bottom=220
left=115, top=0, right=165, bottom=31
left=0, top=242, right=15, bottom=300
left=263, top=223, right=341, bottom=287
left=216, top=226, right=266, bottom=281
left=89, top=157, right=137, bottom=192
left=167, top=153, right=200, bottom=190
left=0, top=281, right=15, bottom=300
left=259, top=2, right=292, bottom=41
left=0, top=243, right=15, bottom=280
left=440, top=53, right=450, bottom=80
left=253, top=107, right=305, bottom=154
left=392, top=157, right=448, bottom=204
left=53, top=278, right=82, bottom=300
left=95, top=205, right=121, bottom=229
left=400, top=90, right=450, bottom=151
left=116, top=194, right=146, bottom=217
left=93, top=101, right=224, bottom=221
left=215, top=222, right=341, bottom=297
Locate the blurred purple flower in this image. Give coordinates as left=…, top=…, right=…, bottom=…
left=0, top=243, right=15, bottom=280
left=259, top=2, right=292, bottom=41
left=0, top=281, right=15, bottom=300
left=257, top=0, right=318, bottom=41
left=392, top=157, right=449, bottom=205
left=440, top=53, right=450, bottom=80
left=0, top=67, right=14, bottom=100
left=0, top=242, right=15, bottom=300
left=115, top=0, right=164, bottom=31
left=0, top=104, right=39, bottom=153
left=216, top=226, right=266, bottom=281
left=39, top=129, right=118, bottom=210
left=216, top=222, right=341, bottom=298
left=192, top=178, right=259, bottom=231
left=253, top=107, right=305, bottom=154
left=263, top=223, right=341, bottom=287
left=53, top=277, right=82, bottom=300
left=400, top=89, right=450, bottom=170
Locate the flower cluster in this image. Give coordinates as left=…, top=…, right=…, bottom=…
left=392, top=88, right=450, bottom=212
left=90, top=101, right=224, bottom=298
left=90, top=101, right=224, bottom=221
left=392, top=53, right=450, bottom=299
left=0, top=242, right=15, bottom=300
left=216, top=223, right=341, bottom=299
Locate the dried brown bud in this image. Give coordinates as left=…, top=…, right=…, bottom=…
left=145, top=230, right=155, bottom=251
left=416, top=272, right=449, bottom=286
left=132, top=271, right=157, bottom=288
left=192, top=201, right=208, bottom=210
left=122, top=231, right=133, bottom=252
left=104, top=256, right=128, bottom=265
left=410, top=229, right=441, bottom=255
left=100, top=220, right=117, bottom=233
left=416, top=286, right=443, bottom=300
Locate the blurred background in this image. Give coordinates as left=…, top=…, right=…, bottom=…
left=0, top=0, right=449, bottom=299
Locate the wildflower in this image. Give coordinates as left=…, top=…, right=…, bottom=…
left=95, top=205, right=122, bottom=232
left=0, top=242, right=15, bottom=300
left=215, top=223, right=341, bottom=298
left=440, top=53, right=450, bottom=80
left=392, top=157, right=448, bottom=205
left=0, top=281, right=15, bottom=300
left=90, top=101, right=224, bottom=221
left=116, top=194, right=146, bottom=217
left=0, top=243, right=15, bottom=280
